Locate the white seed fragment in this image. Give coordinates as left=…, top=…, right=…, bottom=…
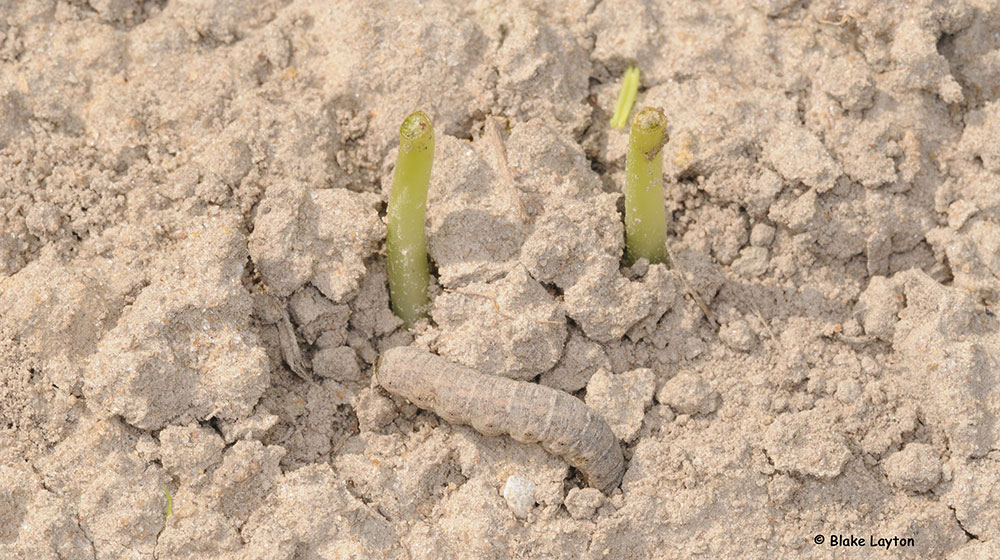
left=503, top=475, right=536, bottom=519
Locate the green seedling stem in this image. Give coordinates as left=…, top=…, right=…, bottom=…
left=610, top=66, right=640, bottom=129
left=164, top=488, right=172, bottom=519
left=624, top=107, right=669, bottom=266
left=386, top=111, right=434, bottom=326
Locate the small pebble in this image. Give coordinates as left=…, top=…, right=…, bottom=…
left=503, top=475, right=536, bottom=520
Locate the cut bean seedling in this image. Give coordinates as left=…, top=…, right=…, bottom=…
left=386, top=111, right=435, bottom=327
left=624, top=106, right=669, bottom=266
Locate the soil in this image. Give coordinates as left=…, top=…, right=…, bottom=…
left=2, top=0, right=999, bottom=559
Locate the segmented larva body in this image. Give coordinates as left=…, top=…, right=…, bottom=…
left=377, top=347, right=624, bottom=493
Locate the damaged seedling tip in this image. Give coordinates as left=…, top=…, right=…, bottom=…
left=610, top=66, right=640, bottom=129
left=624, top=106, right=669, bottom=266
left=386, top=110, right=435, bottom=327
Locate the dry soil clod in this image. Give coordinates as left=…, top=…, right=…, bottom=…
left=375, top=346, right=625, bottom=493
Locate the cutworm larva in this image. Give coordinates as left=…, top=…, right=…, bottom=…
left=376, top=346, right=625, bottom=493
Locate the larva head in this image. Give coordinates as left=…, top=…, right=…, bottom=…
left=375, top=348, right=411, bottom=395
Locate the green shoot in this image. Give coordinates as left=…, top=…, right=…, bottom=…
left=610, top=66, right=640, bottom=129
left=164, top=488, right=173, bottom=519
left=624, top=107, right=669, bottom=266
left=386, top=111, right=434, bottom=326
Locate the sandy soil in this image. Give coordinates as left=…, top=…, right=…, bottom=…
left=2, top=0, right=999, bottom=558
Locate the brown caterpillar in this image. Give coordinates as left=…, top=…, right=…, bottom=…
left=376, top=347, right=624, bottom=493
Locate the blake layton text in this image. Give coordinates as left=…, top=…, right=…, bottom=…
left=829, top=535, right=915, bottom=550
